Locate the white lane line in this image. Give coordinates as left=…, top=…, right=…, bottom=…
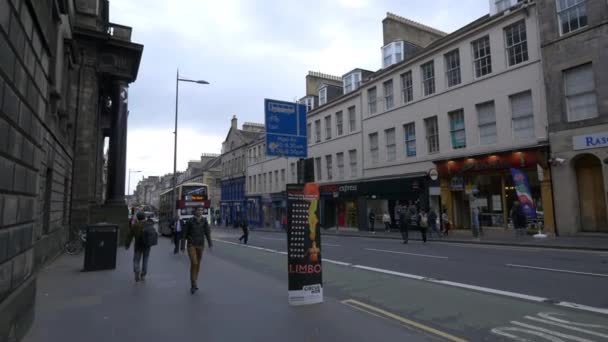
left=323, top=243, right=341, bottom=247
left=506, top=264, right=608, bottom=278
left=324, top=259, right=351, bottom=266
left=511, top=321, right=595, bottom=342
left=524, top=316, right=608, bottom=339
left=365, top=248, right=448, bottom=259
left=258, top=237, right=285, bottom=241
left=213, top=239, right=608, bottom=316
left=556, top=302, right=608, bottom=315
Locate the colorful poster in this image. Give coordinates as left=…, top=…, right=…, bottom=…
left=509, top=168, right=536, bottom=219
left=286, top=183, right=323, bottom=306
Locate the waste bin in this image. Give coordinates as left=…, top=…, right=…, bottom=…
left=84, top=223, right=118, bottom=271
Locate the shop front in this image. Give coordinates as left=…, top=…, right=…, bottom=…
left=435, top=148, right=555, bottom=233
left=318, top=176, right=430, bottom=231
left=245, top=196, right=262, bottom=227
left=270, top=192, right=287, bottom=229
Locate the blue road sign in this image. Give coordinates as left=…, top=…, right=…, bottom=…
left=265, top=99, right=307, bottom=158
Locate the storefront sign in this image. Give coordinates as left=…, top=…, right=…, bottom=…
left=319, top=184, right=358, bottom=196
left=573, top=132, right=608, bottom=150
left=450, top=176, right=464, bottom=191
left=428, top=168, right=439, bottom=181
left=510, top=168, right=536, bottom=219
left=286, top=183, right=323, bottom=306
left=438, top=151, right=540, bottom=176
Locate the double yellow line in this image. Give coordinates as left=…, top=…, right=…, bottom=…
left=341, top=299, right=467, bottom=342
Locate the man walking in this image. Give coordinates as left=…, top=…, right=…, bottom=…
left=471, top=206, right=481, bottom=238
left=184, top=206, right=213, bottom=294
left=419, top=209, right=428, bottom=243
left=239, top=216, right=249, bottom=244
left=382, top=211, right=391, bottom=232
left=173, top=216, right=185, bottom=254
left=398, top=207, right=408, bottom=244
left=428, top=208, right=439, bottom=238
left=368, top=210, right=376, bottom=233
left=126, top=212, right=151, bottom=282
left=510, top=201, right=527, bottom=237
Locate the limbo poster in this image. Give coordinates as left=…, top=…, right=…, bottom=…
left=286, top=182, right=323, bottom=305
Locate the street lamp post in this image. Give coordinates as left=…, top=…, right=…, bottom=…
left=172, top=69, right=209, bottom=221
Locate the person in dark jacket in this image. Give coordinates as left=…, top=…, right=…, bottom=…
left=239, top=216, right=249, bottom=244
left=428, top=209, right=439, bottom=238
left=510, top=201, right=527, bottom=237
left=184, top=206, right=213, bottom=294
left=368, top=210, right=376, bottom=233
left=125, top=212, right=150, bottom=282
left=398, top=207, right=408, bottom=244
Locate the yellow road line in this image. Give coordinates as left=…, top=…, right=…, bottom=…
left=342, top=299, right=468, bottom=342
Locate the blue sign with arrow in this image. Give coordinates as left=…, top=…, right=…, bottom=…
left=265, top=99, right=307, bottom=158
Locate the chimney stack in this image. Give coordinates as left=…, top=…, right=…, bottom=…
left=231, top=115, right=238, bottom=130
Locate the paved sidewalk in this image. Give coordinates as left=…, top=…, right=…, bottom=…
left=23, top=238, right=425, bottom=342
left=216, top=225, right=608, bottom=251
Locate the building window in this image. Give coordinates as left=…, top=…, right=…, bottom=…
left=253, top=175, right=257, bottom=192
left=401, top=71, right=413, bottom=103
left=326, top=155, right=333, bottom=180
left=290, top=163, right=296, bottom=182
left=384, top=79, right=394, bottom=110
left=557, top=0, right=588, bottom=35
left=477, top=101, right=497, bottom=145
left=319, top=87, right=327, bottom=105
left=275, top=170, right=279, bottom=191
left=349, top=149, right=357, bottom=177
left=404, top=122, right=416, bottom=157
left=306, top=97, right=315, bottom=112
left=315, top=157, right=322, bottom=181
left=258, top=174, right=262, bottom=191
left=368, top=87, right=377, bottom=115
left=449, top=109, right=466, bottom=149
left=336, top=111, right=344, bottom=136
left=314, top=119, right=321, bottom=143
left=472, top=36, right=492, bottom=77
left=307, top=123, right=312, bottom=144
left=263, top=173, right=267, bottom=192
left=385, top=128, right=396, bottom=161
left=505, top=20, right=528, bottom=66
left=269, top=172, right=273, bottom=191
left=348, top=106, right=357, bottom=132
left=382, top=41, right=404, bottom=68
left=337, top=152, right=345, bottom=179
left=344, top=72, right=361, bottom=93
left=495, top=0, right=511, bottom=12
left=564, top=63, right=598, bottom=122
left=510, top=91, right=535, bottom=139
left=444, top=49, right=461, bottom=87
left=369, top=133, right=379, bottom=164
left=421, top=61, right=435, bottom=96
left=325, top=115, right=332, bottom=140
left=425, top=116, right=439, bottom=154
left=281, top=169, right=285, bottom=183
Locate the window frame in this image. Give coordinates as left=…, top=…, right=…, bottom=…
left=349, top=149, right=357, bottom=178
left=325, top=115, right=332, bottom=140
left=563, top=63, right=598, bottom=122
left=556, top=0, right=588, bottom=35
left=325, top=155, right=333, bottom=180
left=444, top=49, right=462, bottom=87
left=307, top=123, right=312, bottom=144
left=404, top=122, right=416, bottom=157
left=368, top=87, right=377, bottom=115
left=401, top=71, right=413, bottom=103
left=384, top=79, right=394, bottom=110
left=421, top=61, right=436, bottom=96
left=472, top=36, right=492, bottom=78
left=348, top=106, right=357, bottom=132
left=425, top=116, right=440, bottom=154
left=336, top=110, right=344, bottom=136
left=476, top=101, right=497, bottom=145
left=510, top=90, right=535, bottom=140
left=319, top=87, right=328, bottom=106
left=337, top=152, right=345, bottom=179
left=448, top=109, right=467, bottom=149
left=314, top=119, right=321, bottom=143
left=504, top=20, right=529, bottom=67
left=369, top=132, right=379, bottom=164
left=315, top=157, right=322, bottom=181
left=385, top=128, right=396, bottom=161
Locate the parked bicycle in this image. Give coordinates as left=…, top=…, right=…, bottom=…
left=65, top=227, right=87, bottom=255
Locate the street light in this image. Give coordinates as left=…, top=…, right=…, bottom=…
left=127, top=169, right=142, bottom=197
left=172, top=69, right=209, bottom=220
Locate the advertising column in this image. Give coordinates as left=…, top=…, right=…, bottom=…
left=287, top=183, right=323, bottom=305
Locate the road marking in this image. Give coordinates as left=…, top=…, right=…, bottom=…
left=323, top=243, right=341, bottom=247
left=524, top=315, right=608, bottom=339
left=491, top=326, right=565, bottom=342
left=342, top=299, right=467, bottom=342
left=213, top=239, right=608, bottom=316
left=506, top=264, right=608, bottom=278
left=365, top=248, right=448, bottom=259
left=258, top=237, right=285, bottom=241
left=511, top=321, right=595, bottom=342
left=324, top=258, right=351, bottom=266
left=537, top=312, right=608, bottom=329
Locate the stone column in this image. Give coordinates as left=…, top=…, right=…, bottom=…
left=106, top=80, right=128, bottom=204
left=540, top=167, right=556, bottom=235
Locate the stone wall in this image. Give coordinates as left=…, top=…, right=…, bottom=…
left=0, top=0, right=74, bottom=340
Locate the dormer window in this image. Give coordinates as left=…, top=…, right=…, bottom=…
left=382, top=41, right=404, bottom=69
left=319, top=87, right=328, bottom=106
left=343, top=72, right=362, bottom=94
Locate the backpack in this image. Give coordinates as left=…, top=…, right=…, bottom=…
left=142, top=223, right=158, bottom=247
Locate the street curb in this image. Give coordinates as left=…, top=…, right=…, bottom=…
left=215, top=227, right=608, bottom=252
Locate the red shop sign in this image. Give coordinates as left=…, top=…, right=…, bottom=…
left=437, top=151, right=540, bottom=176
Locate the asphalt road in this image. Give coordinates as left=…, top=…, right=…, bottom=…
left=217, top=228, right=608, bottom=309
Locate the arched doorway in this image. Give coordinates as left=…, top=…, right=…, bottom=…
left=575, top=154, right=607, bottom=232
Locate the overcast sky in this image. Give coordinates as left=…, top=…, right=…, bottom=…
left=112, top=0, right=489, bottom=193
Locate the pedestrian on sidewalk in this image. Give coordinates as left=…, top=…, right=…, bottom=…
left=368, top=210, right=376, bottom=233
left=125, top=212, right=151, bottom=282
left=382, top=211, right=391, bottom=232
left=441, top=210, right=451, bottom=236
left=173, top=216, right=185, bottom=254
left=398, top=208, right=408, bottom=244
left=184, top=206, right=213, bottom=294
left=510, top=201, right=527, bottom=237
left=282, top=214, right=288, bottom=231
left=471, top=207, right=482, bottom=238
left=239, top=216, right=249, bottom=244
left=428, top=209, right=439, bottom=238
left=419, top=209, right=428, bottom=243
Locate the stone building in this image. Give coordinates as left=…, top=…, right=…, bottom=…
left=538, top=0, right=608, bottom=235
left=0, top=0, right=142, bottom=340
